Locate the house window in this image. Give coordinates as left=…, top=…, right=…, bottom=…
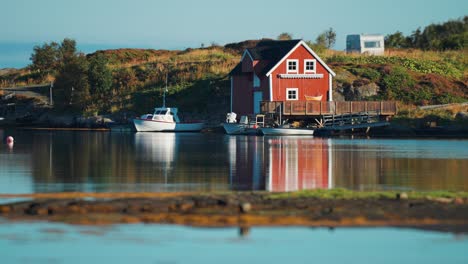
left=287, top=59, right=298, bottom=73
left=286, top=88, right=298, bottom=100
left=304, top=59, right=316, bottom=74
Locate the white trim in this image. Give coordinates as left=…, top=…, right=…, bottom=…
left=266, top=40, right=336, bottom=77
left=304, top=59, right=316, bottom=74
left=268, top=141, right=272, bottom=191
left=286, top=88, right=298, bottom=101
left=230, top=76, right=233, bottom=111
left=328, top=73, right=333, bottom=101
left=327, top=138, right=333, bottom=189
left=286, top=59, right=298, bottom=74
left=240, top=50, right=254, bottom=62
left=278, top=73, right=323, bottom=79
left=269, top=74, right=273, bottom=101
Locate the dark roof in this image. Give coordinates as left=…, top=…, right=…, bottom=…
left=229, top=63, right=242, bottom=76
left=247, top=39, right=301, bottom=61
left=230, top=39, right=302, bottom=76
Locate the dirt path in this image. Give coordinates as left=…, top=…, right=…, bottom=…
left=1, top=84, right=51, bottom=105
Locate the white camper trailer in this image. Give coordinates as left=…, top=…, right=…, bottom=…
left=346, top=34, right=385, bottom=55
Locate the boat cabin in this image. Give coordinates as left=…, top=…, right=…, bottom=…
left=140, top=107, right=181, bottom=123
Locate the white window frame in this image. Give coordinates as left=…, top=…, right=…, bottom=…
left=286, top=59, right=298, bottom=74
left=304, top=59, right=316, bottom=74
left=286, top=88, right=298, bottom=101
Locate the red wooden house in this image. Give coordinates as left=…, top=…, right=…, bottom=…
left=229, top=39, right=336, bottom=116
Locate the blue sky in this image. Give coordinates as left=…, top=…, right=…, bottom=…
left=0, top=0, right=466, bottom=68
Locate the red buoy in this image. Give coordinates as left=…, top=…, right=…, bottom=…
left=6, top=136, right=14, bottom=144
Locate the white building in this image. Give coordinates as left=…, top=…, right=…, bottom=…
left=346, top=34, right=385, bottom=55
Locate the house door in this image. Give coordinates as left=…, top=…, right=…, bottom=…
left=253, top=91, right=263, bottom=114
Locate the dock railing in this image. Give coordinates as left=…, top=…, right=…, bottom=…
left=260, top=101, right=397, bottom=116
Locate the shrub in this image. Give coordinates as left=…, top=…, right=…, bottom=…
left=381, top=66, right=416, bottom=101
left=350, top=67, right=381, bottom=81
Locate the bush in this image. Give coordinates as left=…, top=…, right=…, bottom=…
left=350, top=67, right=381, bottom=81
left=381, top=66, right=416, bottom=101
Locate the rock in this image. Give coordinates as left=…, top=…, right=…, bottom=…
left=454, top=197, right=464, bottom=205
left=426, top=197, right=453, bottom=203
left=396, top=192, right=408, bottom=200
left=356, top=82, right=380, bottom=98
left=455, top=112, right=468, bottom=120
left=332, top=91, right=345, bottom=101
left=178, top=201, right=194, bottom=211
left=240, top=202, right=252, bottom=213
left=0, top=206, right=10, bottom=214
left=239, top=226, right=251, bottom=237
left=321, top=207, right=333, bottom=215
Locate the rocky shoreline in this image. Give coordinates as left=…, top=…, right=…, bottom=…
left=1, top=192, right=467, bottom=232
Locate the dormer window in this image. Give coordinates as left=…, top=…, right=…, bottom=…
left=287, top=59, right=298, bottom=74
left=304, top=59, right=316, bottom=74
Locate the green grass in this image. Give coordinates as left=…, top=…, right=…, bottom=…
left=267, top=188, right=468, bottom=200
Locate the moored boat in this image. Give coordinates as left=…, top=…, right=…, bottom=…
left=222, top=113, right=262, bottom=135
left=304, top=94, right=323, bottom=101
left=261, top=127, right=314, bottom=136
left=133, top=107, right=204, bottom=132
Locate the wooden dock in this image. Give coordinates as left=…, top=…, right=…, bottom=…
left=261, top=101, right=397, bottom=116
left=260, top=101, right=397, bottom=131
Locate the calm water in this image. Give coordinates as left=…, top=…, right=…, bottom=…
left=0, top=222, right=467, bottom=264
left=0, top=129, right=467, bottom=194
left=1, top=129, right=467, bottom=262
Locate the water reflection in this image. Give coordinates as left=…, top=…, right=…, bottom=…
left=0, top=129, right=467, bottom=194
left=228, top=136, right=332, bottom=192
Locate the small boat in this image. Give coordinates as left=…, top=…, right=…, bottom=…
left=261, top=127, right=314, bottom=136
left=305, top=94, right=323, bottom=101
left=222, top=113, right=262, bottom=135
left=133, top=73, right=204, bottom=132
left=133, top=107, right=204, bottom=132
left=223, top=122, right=260, bottom=135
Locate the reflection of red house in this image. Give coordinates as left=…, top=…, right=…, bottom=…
left=266, top=138, right=330, bottom=192
left=229, top=137, right=331, bottom=192
left=229, top=39, right=336, bottom=116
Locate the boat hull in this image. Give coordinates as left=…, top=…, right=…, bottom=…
left=261, top=127, right=314, bottom=136
left=133, top=119, right=204, bottom=132
left=223, top=123, right=260, bottom=135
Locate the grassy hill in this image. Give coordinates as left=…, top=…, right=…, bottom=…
left=1, top=40, right=466, bottom=123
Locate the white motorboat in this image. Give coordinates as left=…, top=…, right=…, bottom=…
left=222, top=113, right=262, bottom=135
left=133, top=107, right=204, bottom=132
left=261, top=127, right=314, bottom=136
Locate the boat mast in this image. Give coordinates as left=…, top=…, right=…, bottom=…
left=163, top=72, right=168, bottom=108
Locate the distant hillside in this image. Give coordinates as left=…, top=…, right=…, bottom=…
left=1, top=39, right=466, bottom=120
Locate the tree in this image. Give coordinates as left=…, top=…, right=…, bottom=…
left=54, top=54, right=90, bottom=111
left=277, top=32, right=293, bottom=40
left=385, top=31, right=407, bottom=48
left=59, top=38, right=78, bottom=64
left=384, top=16, right=467, bottom=51
left=113, top=68, right=138, bottom=94
left=315, top=33, right=327, bottom=47
left=88, top=54, right=112, bottom=96
left=88, top=54, right=113, bottom=112
left=30, top=42, right=59, bottom=74
left=324, top=28, right=336, bottom=48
